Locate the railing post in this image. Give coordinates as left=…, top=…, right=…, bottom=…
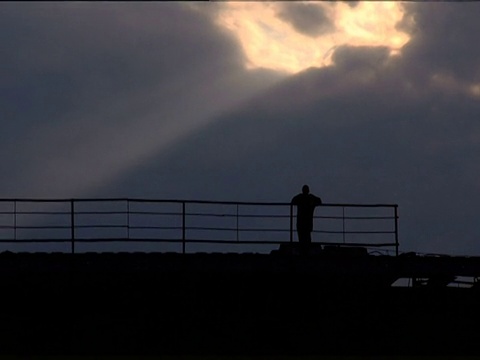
left=126, top=199, right=130, bottom=240
left=182, top=201, right=186, bottom=254
left=290, top=204, right=293, bottom=243
left=342, top=206, right=346, bottom=244
left=394, top=205, right=399, bottom=256
left=236, top=204, right=239, bottom=242
left=13, top=200, right=17, bottom=241
left=70, top=199, right=75, bottom=254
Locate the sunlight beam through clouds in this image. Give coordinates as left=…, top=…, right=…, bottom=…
left=210, top=1, right=410, bottom=73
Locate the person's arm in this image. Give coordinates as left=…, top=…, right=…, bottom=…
left=291, top=194, right=299, bottom=205
left=314, top=195, right=322, bottom=206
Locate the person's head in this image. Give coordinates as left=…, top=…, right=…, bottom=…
left=302, top=185, right=310, bottom=194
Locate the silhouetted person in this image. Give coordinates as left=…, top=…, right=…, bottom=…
left=291, top=185, right=322, bottom=252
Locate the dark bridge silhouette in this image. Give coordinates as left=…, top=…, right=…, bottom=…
left=1, top=198, right=480, bottom=356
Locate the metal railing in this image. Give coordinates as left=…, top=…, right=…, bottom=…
left=0, top=198, right=399, bottom=255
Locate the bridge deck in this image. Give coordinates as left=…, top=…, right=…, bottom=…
left=2, top=248, right=480, bottom=282
left=0, top=249, right=479, bottom=355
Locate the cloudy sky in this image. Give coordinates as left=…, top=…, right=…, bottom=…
left=2, top=2, right=480, bottom=256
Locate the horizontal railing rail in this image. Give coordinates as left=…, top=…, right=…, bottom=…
left=0, top=198, right=399, bottom=255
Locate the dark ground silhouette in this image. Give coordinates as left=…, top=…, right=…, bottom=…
left=0, top=251, right=479, bottom=356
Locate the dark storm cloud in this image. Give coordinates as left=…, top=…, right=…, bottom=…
left=330, top=45, right=391, bottom=72
left=276, top=3, right=334, bottom=37
left=0, top=2, right=251, bottom=125
left=0, top=2, right=282, bottom=197
left=399, top=2, right=480, bottom=83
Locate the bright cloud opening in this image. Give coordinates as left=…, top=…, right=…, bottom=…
left=211, top=1, right=410, bottom=74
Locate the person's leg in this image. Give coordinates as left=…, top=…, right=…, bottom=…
left=298, top=229, right=309, bottom=255
left=306, top=231, right=312, bottom=244
left=297, top=230, right=305, bottom=243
